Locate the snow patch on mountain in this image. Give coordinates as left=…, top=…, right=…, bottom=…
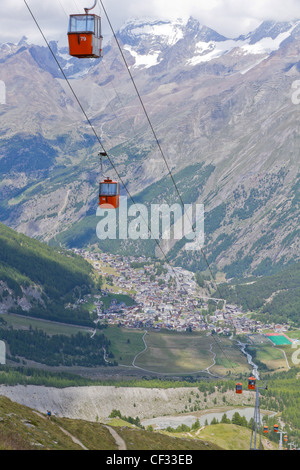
left=187, top=22, right=300, bottom=67
left=240, top=23, right=298, bottom=54
left=124, top=44, right=161, bottom=68
left=127, top=20, right=185, bottom=47
left=187, top=39, right=244, bottom=65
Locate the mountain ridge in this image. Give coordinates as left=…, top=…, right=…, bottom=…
left=0, top=17, right=299, bottom=277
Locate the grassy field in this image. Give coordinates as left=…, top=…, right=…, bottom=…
left=255, top=345, right=288, bottom=370
left=114, top=426, right=222, bottom=451
left=288, top=329, right=300, bottom=341
left=0, top=313, right=258, bottom=377
left=166, top=423, right=278, bottom=451
left=0, top=313, right=89, bottom=336
left=0, top=314, right=251, bottom=376
left=247, top=333, right=295, bottom=372
left=133, top=330, right=250, bottom=376
left=102, top=326, right=146, bottom=365
left=0, top=395, right=116, bottom=450
left=0, top=396, right=222, bottom=450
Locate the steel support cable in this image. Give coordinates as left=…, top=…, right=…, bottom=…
left=99, top=0, right=226, bottom=303
left=23, top=0, right=188, bottom=291
left=69, top=0, right=224, bottom=306
left=98, top=1, right=240, bottom=371
left=99, top=0, right=184, bottom=207
left=25, top=0, right=238, bottom=377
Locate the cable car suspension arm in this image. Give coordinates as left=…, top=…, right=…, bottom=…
left=84, top=0, right=98, bottom=14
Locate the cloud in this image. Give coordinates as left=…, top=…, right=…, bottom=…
left=1, top=0, right=300, bottom=46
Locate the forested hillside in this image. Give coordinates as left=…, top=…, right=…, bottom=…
left=218, top=262, right=300, bottom=325
left=0, top=325, right=114, bottom=367
left=0, top=223, right=99, bottom=326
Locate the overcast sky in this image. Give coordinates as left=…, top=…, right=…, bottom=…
left=1, top=0, right=300, bottom=46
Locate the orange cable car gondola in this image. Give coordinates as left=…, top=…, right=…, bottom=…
left=99, top=177, right=120, bottom=209
left=263, top=425, right=268, bottom=434
left=274, top=424, right=279, bottom=433
left=68, top=1, right=103, bottom=58
left=235, top=383, right=243, bottom=394
left=248, top=376, right=256, bottom=391
left=284, top=435, right=288, bottom=442
left=98, top=151, right=120, bottom=209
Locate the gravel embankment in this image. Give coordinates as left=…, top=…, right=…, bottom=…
left=0, top=384, right=197, bottom=421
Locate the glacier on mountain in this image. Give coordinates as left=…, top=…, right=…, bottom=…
left=118, top=17, right=300, bottom=70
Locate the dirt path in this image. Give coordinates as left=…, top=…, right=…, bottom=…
left=104, top=425, right=127, bottom=450
left=58, top=426, right=88, bottom=450
left=33, top=411, right=88, bottom=450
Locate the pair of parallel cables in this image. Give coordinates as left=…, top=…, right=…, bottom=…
left=24, top=0, right=240, bottom=374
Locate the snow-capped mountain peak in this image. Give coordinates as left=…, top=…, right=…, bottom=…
left=116, top=17, right=300, bottom=71
left=120, top=17, right=187, bottom=47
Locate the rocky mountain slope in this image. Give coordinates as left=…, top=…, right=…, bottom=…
left=0, top=17, right=299, bottom=277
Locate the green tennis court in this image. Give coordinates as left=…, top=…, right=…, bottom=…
left=267, top=335, right=292, bottom=346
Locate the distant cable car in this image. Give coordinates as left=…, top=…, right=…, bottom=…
left=68, top=1, right=103, bottom=58
left=98, top=151, right=120, bottom=209
left=235, top=383, right=243, bottom=394
left=263, top=425, right=268, bottom=434
left=284, top=435, right=288, bottom=442
left=248, top=377, right=256, bottom=391
left=99, top=178, right=120, bottom=209
left=274, top=424, right=279, bottom=433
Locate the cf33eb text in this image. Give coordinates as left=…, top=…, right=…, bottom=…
left=106, top=455, right=193, bottom=467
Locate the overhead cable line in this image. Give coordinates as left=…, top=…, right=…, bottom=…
left=24, top=0, right=238, bottom=376
left=99, top=0, right=226, bottom=303
left=23, top=0, right=189, bottom=290
left=98, top=0, right=241, bottom=371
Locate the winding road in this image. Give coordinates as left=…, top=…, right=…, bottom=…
left=130, top=330, right=223, bottom=378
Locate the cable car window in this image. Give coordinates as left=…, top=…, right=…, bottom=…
left=86, top=15, right=95, bottom=33
left=69, top=15, right=95, bottom=33
left=95, top=17, right=99, bottom=38
left=100, top=183, right=118, bottom=195
left=99, top=17, right=102, bottom=39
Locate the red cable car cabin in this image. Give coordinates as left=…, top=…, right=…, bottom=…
left=235, top=383, right=243, bottom=394
left=263, top=426, right=268, bottom=434
left=274, top=425, right=279, bottom=433
left=68, top=13, right=102, bottom=58
left=99, top=178, right=120, bottom=209
left=248, top=377, right=256, bottom=390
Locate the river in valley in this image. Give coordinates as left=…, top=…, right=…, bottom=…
left=237, top=340, right=260, bottom=380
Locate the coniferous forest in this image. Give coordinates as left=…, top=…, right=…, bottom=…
left=0, top=326, right=116, bottom=367
left=218, top=262, right=300, bottom=326
left=0, top=222, right=99, bottom=326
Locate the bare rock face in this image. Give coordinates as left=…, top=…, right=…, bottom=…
left=0, top=280, right=45, bottom=314
left=0, top=18, right=299, bottom=275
